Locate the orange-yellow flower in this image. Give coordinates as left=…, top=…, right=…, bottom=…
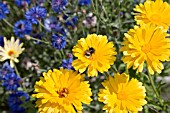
left=120, top=23, right=170, bottom=74
left=72, top=34, right=117, bottom=77
left=98, top=73, right=147, bottom=113
left=134, top=0, right=170, bottom=28
left=32, top=68, right=92, bottom=113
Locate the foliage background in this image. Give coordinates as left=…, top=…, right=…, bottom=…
left=0, top=0, right=170, bottom=113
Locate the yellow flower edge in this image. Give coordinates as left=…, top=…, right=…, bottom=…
left=32, top=68, right=92, bottom=113
left=72, top=34, right=117, bottom=77
left=134, top=0, right=170, bottom=29
left=120, top=23, right=170, bottom=74
left=98, top=73, right=147, bottom=113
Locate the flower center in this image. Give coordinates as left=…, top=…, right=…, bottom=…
left=67, top=64, right=72, bottom=69
left=117, top=91, right=128, bottom=100
left=50, top=23, right=56, bottom=29
left=150, top=14, right=161, bottom=22
left=57, top=88, right=69, bottom=98
left=9, top=79, right=14, bottom=85
left=141, top=43, right=151, bottom=54
left=8, top=50, right=15, bottom=56
left=56, top=38, right=62, bottom=44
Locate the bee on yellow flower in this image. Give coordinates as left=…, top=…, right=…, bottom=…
left=72, top=34, right=117, bottom=77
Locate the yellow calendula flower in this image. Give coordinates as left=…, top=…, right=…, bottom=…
left=134, top=0, right=170, bottom=28
left=0, top=37, right=25, bottom=67
left=72, top=34, right=117, bottom=77
left=98, top=73, right=147, bottom=113
left=32, top=68, right=92, bottom=113
left=120, top=23, right=170, bottom=74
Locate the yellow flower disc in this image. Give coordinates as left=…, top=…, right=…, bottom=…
left=98, top=73, right=147, bottom=113
left=72, top=34, right=117, bottom=77
left=32, top=68, right=92, bottom=113
left=134, top=0, right=170, bottom=28
left=120, top=23, right=170, bottom=74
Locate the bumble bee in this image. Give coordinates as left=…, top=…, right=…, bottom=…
left=85, top=47, right=95, bottom=58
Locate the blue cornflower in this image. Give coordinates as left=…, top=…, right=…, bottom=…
left=25, top=6, right=47, bottom=24
left=62, top=57, right=74, bottom=70
left=63, top=14, right=78, bottom=28
left=8, top=91, right=29, bottom=113
left=0, top=62, right=14, bottom=80
left=51, top=0, right=68, bottom=13
left=13, top=20, right=32, bottom=38
left=0, top=2, right=9, bottom=20
left=0, top=62, right=14, bottom=81
left=51, top=34, right=66, bottom=50
left=78, top=0, right=91, bottom=6
left=44, top=16, right=66, bottom=35
left=0, top=36, right=4, bottom=47
left=2, top=73, right=21, bottom=91
left=14, top=0, right=31, bottom=7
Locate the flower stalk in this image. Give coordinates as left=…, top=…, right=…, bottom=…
left=14, top=63, right=20, bottom=78
left=14, top=63, right=27, bottom=92
left=3, top=19, right=14, bottom=28
left=147, top=67, right=163, bottom=106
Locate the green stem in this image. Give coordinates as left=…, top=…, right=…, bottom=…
left=91, top=0, right=96, bottom=13
left=110, top=65, right=118, bottom=73
left=3, top=19, right=13, bottom=28
left=38, top=20, right=48, bottom=30
left=125, top=66, right=129, bottom=74
left=14, top=63, right=27, bottom=92
left=99, top=0, right=108, bottom=20
left=30, top=36, right=51, bottom=45
left=117, top=0, right=121, bottom=39
left=39, top=20, right=42, bottom=32
left=14, top=63, right=21, bottom=78
left=147, top=68, right=163, bottom=106
left=104, top=72, right=110, bottom=78
left=91, top=0, right=105, bottom=25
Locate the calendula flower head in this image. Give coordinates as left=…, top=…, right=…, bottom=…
left=134, top=0, right=170, bottom=29
left=32, top=68, right=92, bottom=113
left=72, top=34, right=117, bottom=77
left=120, top=23, right=170, bottom=74
left=98, top=73, right=147, bottom=113
left=0, top=37, right=25, bottom=67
